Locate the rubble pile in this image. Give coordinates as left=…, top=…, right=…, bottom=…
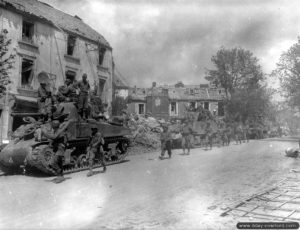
left=128, top=115, right=164, bottom=153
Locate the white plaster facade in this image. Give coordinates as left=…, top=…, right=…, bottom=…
left=0, top=6, right=113, bottom=143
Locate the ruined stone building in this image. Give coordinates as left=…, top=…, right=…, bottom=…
left=127, top=82, right=226, bottom=120
left=0, top=0, right=114, bottom=143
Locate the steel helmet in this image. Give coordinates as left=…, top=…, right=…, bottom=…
left=52, top=120, right=60, bottom=129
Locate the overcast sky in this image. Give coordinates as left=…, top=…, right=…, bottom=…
left=42, top=0, right=300, bottom=87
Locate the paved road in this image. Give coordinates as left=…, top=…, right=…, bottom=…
left=0, top=140, right=299, bottom=230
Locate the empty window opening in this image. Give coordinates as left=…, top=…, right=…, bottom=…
left=204, top=102, right=209, bottom=110
left=99, top=47, right=106, bottom=65
left=138, top=104, right=145, bottom=115
left=67, top=35, right=76, bottom=56
left=170, top=102, right=178, bottom=115
left=21, top=59, right=34, bottom=88
left=218, top=102, right=225, bottom=116
left=189, top=102, right=196, bottom=110
left=22, top=21, right=34, bottom=42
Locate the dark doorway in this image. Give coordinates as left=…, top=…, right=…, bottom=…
left=65, top=70, right=76, bottom=82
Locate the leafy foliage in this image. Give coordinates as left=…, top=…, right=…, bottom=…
left=207, top=47, right=273, bottom=124
left=272, top=38, right=300, bottom=109
left=0, top=29, right=15, bottom=97
left=208, top=47, right=264, bottom=98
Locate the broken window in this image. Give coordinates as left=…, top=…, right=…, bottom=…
left=204, top=102, right=209, bottom=110
left=138, top=103, right=145, bottom=115
left=218, top=102, right=225, bottom=116
left=189, top=102, right=197, bottom=110
left=21, top=59, right=34, bottom=89
left=170, top=102, right=178, bottom=115
left=22, top=21, right=34, bottom=42
left=67, top=35, right=76, bottom=56
left=99, top=47, right=106, bottom=65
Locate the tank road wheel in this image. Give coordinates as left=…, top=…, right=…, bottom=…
left=116, top=140, right=129, bottom=161
left=117, top=141, right=129, bottom=154
left=63, top=155, right=78, bottom=172
left=26, top=145, right=57, bottom=176
left=77, top=154, right=89, bottom=169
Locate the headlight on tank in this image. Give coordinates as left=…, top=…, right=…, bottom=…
left=2, top=139, right=9, bottom=144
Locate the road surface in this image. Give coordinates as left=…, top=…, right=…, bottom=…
left=0, top=140, right=298, bottom=230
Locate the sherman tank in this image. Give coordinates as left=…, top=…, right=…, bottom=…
left=0, top=102, right=131, bottom=176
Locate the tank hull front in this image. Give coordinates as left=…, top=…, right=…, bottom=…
left=0, top=139, right=35, bottom=174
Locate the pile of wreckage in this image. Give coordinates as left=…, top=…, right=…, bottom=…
left=126, top=106, right=218, bottom=154
left=127, top=115, right=165, bottom=154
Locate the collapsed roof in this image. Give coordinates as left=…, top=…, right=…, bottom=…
left=128, top=87, right=226, bottom=102
left=0, top=0, right=111, bottom=48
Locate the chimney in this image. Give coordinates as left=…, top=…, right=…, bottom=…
left=152, top=82, right=157, bottom=88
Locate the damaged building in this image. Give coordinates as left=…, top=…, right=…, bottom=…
left=0, top=0, right=114, bottom=143
left=127, top=82, right=226, bottom=120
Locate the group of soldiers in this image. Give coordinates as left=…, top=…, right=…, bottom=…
left=38, top=73, right=109, bottom=122
left=159, top=119, right=252, bottom=160
left=37, top=74, right=107, bottom=183
left=159, top=120, right=195, bottom=159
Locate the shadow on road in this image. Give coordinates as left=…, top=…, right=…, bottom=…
left=45, top=177, right=72, bottom=183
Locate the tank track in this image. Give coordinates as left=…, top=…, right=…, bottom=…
left=63, top=152, right=128, bottom=175
left=27, top=136, right=130, bottom=176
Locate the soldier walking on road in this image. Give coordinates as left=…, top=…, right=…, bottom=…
left=243, top=121, right=250, bottom=143
left=86, top=126, right=106, bottom=177
left=181, top=120, right=193, bottom=155
left=78, top=74, right=90, bottom=120
left=205, top=122, right=213, bottom=150
left=41, top=113, right=70, bottom=183
left=235, top=122, right=243, bottom=144
left=159, top=125, right=172, bottom=159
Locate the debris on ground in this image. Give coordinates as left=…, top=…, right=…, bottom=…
left=128, top=115, right=164, bottom=152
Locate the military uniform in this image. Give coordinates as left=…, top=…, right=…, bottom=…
left=38, top=84, right=52, bottom=120
left=243, top=124, right=250, bottom=143
left=58, top=82, right=77, bottom=102
left=42, top=119, right=69, bottom=183
left=87, top=129, right=106, bottom=176
left=205, top=123, right=213, bottom=150
left=78, top=79, right=90, bottom=119
left=160, top=126, right=172, bottom=159
left=181, top=122, right=193, bottom=154
left=235, top=123, right=243, bottom=144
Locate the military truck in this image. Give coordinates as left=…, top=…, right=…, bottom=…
left=0, top=102, right=131, bottom=176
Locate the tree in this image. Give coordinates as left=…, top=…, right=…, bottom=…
left=207, top=47, right=264, bottom=99
left=0, top=29, right=15, bottom=97
left=272, top=38, right=300, bottom=109
left=207, top=47, right=272, bottom=124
